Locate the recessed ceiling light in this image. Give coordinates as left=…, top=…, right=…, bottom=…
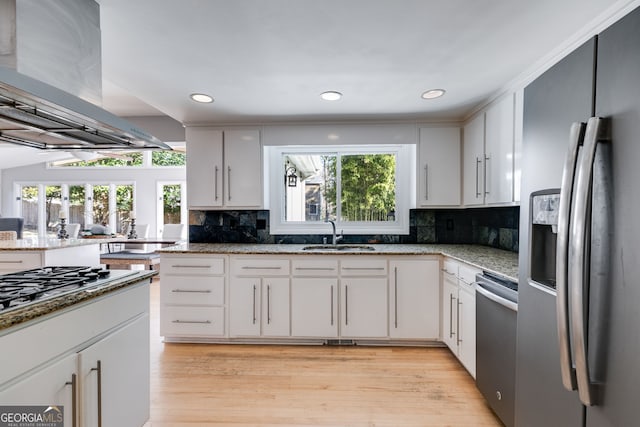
left=421, top=89, right=446, bottom=100
left=320, top=91, right=342, bottom=101
left=190, top=93, right=214, bottom=103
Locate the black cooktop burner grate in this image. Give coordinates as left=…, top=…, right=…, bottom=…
left=0, top=266, right=110, bottom=310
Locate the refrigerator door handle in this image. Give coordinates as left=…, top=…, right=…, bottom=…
left=556, top=121, right=585, bottom=391
left=569, top=116, right=608, bottom=406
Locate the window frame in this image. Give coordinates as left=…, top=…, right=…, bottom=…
left=268, top=144, right=414, bottom=235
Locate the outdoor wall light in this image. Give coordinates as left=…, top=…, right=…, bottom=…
left=285, top=166, right=298, bottom=187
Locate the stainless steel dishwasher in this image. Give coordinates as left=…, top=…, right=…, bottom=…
left=475, top=271, right=518, bottom=427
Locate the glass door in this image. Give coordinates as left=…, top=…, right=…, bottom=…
left=156, top=181, right=186, bottom=236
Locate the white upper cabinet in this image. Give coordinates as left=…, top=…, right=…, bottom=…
left=463, top=113, right=486, bottom=206
left=463, top=92, right=518, bottom=206
left=186, top=127, right=223, bottom=208
left=224, top=130, right=262, bottom=208
left=186, top=127, right=262, bottom=209
left=485, top=94, right=515, bottom=205
left=418, top=127, right=461, bottom=207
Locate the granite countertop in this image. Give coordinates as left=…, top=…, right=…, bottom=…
left=0, top=238, right=111, bottom=251
left=159, top=243, right=519, bottom=281
left=0, top=270, right=157, bottom=332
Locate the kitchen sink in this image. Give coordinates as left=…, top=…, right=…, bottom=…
left=302, top=245, right=376, bottom=252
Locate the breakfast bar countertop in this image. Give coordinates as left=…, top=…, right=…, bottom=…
left=0, top=238, right=111, bottom=251
left=158, top=243, right=519, bottom=281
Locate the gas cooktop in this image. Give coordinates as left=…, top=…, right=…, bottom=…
left=0, top=266, right=136, bottom=312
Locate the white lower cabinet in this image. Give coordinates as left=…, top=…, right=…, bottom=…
left=160, top=254, right=227, bottom=339
left=0, top=282, right=150, bottom=427
left=229, top=277, right=290, bottom=337
left=340, top=277, right=387, bottom=338
left=78, top=315, right=150, bottom=427
left=229, top=257, right=290, bottom=338
left=457, top=285, right=476, bottom=377
left=160, top=253, right=473, bottom=347
left=441, top=258, right=479, bottom=377
left=291, top=277, right=338, bottom=337
left=0, top=353, right=77, bottom=427
left=339, top=258, right=388, bottom=338
left=389, top=258, right=440, bottom=339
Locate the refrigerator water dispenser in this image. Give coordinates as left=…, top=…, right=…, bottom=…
left=530, top=189, right=560, bottom=289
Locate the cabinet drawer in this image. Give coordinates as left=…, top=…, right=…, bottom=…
left=230, top=258, right=290, bottom=276
left=160, top=306, right=225, bottom=337
left=442, top=259, right=459, bottom=276
left=292, top=259, right=338, bottom=276
left=161, top=276, right=224, bottom=306
left=162, top=256, right=225, bottom=276
left=340, top=258, right=387, bottom=276
left=0, top=253, right=41, bottom=272
left=458, top=264, right=480, bottom=291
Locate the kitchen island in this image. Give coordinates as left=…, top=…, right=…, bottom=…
left=0, top=268, right=156, bottom=427
left=0, top=237, right=107, bottom=274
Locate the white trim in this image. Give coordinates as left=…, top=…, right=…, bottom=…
left=156, top=180, right=187, bottom=236
left=268, top=144, right=415, bottom=235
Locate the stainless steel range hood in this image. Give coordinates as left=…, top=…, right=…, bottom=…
left=0, top=66, right=171, bottom=151
left=0, top=0, right=170, bottom=151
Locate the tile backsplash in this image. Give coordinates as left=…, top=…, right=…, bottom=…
left=189, top=206, right=519, bottom=252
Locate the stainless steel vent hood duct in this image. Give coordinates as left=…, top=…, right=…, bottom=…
left=0, top=0, right=170, bottom=151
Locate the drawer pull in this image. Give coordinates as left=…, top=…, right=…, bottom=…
left=295, top=267, right=336, bottom=271
left=342, top=267, right=385, bottom=271
left=241, top=266, right=282, bottom=270
left=171, top=289, right=212, bottom=293
left=0, top=260, right=22, bottom=263
left=171, top=264, right=213, bottom=269
left=172, top=319, right=212, bottom=324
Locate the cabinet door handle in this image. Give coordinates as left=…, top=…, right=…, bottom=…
left=171, top=289, right=212, bottom=293
left=344, top=285, right=349, bottom=326
left=424, top=163, right=429, bottom=200
left=266, top=284, right=271, bottom=324
left=484, top=154, right=491, bottom=196
left=172, top=319, right=212, bottom=324
left=457, top=299, right=462, bottom=344
left=475, top=157, right=482, bottom=197
left=227, top=166, right=232, bottom=201
left=171, top=264, right=213, bottom=269
left=330, top=285, right=334, bottom=326
left=0, top=260, right=22, bottom=264
left=394, top=267, right=399, bottom=329
left=441, top=268, right=456, bottom=277
left=91, top=360, right=103, bottom=427
left=65, top=373, right=77, bottom=427
left=214, top=166, right=219, bottom=201
left=449, top=294, right=456, bottom=338
left=252, top=284, right=257, bottom=324
left=459, top=277, right=472, bottom=286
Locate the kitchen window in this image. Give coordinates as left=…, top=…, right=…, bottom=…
left=268, top=145, right=413, bottom=235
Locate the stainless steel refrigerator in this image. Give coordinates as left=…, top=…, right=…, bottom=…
left=515, top=6, right=640, bottom=427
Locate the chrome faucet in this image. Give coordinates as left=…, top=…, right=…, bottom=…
left=326, top=220, right=343, bottom=245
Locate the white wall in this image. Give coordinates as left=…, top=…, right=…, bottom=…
left=1, top=162, right=185, bottom=235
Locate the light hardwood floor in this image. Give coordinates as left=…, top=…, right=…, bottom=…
left=146, top=281, right=502, bottom=427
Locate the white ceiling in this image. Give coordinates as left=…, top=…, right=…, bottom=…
left=96, top=0, right=636, bottom=124
left=1, top=0, right=636, bottom=172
